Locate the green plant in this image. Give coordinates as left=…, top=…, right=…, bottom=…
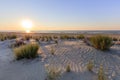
left=90, top=35, right=112, bottom=50
left=66, top=64, right=71, bottom=72
left=98, top=65, right=106, bottom=80
left=46, top=66, right=61, bottom=80
left=14, top=43, right=39, bottom=60
left=87, top=60, right=94, bottom=71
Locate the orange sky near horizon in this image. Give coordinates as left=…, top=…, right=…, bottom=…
left=0, top=25, right=120, bottom=31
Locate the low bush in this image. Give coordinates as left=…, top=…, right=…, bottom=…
left=14, top=43, right=39, bottom=60
left=90, top=35, right=112, bottom=50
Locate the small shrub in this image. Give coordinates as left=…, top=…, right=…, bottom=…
left=66, top=64, right=71, bottom=72
left=45, top=66, right=61, bottom=80
left=87, top=60, right=94, bottom=71
left=90, top=35, right=112, bottom=50
left=98, top=65, right=106, bottom=80
left=14, top=43, right=39, bottom=60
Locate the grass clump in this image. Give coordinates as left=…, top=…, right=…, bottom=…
left=87, top=60, right=94, bottom=71
left=66, top=64, right=71, bottom=72
left=54, top=40, right=58, bottom=44
left=14, top=43, right=39, bottom=60
left=76, top=34, right=84, bottom=39
left=45, top=66, right=61, bottom=80
left=51, top=47, right=55, bottom=55
left=90, top=35, right=112, bottom=51
left=98, top=65, right=106, bottom=80
left=112, top=38, right=118, bottom=41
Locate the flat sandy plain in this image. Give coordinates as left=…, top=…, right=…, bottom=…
left=0, top=34, right=120, bottom=80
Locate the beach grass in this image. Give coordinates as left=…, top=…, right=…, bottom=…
left=90, top=35, right=112, bottom=50
left=98, top=65, right=106, bottom=80
left=45, top=66, right=61, bottom=80
left=14, top=43, right=39, bottom=60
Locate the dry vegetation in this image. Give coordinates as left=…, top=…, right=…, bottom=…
left=0, top=33, right=17, bottom=41
left=90, top=35, right=112, bottom=50
left=1, top=32, right=120, bottom=80
left=87, top=60, right=94, bottom=71
left=45, top=66, right=61, bottom=80
left=14, top=43, right=39, bottom=60
left=98, top=65, right=106, bottom=80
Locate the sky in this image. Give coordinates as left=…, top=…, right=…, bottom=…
left=0, top=0, right=120, bottom=31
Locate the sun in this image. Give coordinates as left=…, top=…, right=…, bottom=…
left=22, top=20, right=33, bottom=29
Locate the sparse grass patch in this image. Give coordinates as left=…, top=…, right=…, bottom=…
left=0, top=33, right=17, bottom=41
left=45, top=66, right=61, bottom=80
left=90, top=35, right=112, bottom=51
left=87, top=60, right=94, bottom=71
left=98, top=65, right=106, bottom=80
left=14, top=43, right=39, bottom=60
left=76, top=34, right=84, bottom=39
left=11, top=40, right=25, bottom=48
left=23, top=35, right=32, bottom=41
left=51, top=47, right=55, bottom=55
left=66, top=64, right=71, bottom=72
left=112, top=38, right=118, bottom=41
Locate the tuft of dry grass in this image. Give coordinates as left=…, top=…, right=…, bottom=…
left=87, top=60, right=94, bottom=71
left=51, top=47, right=55, bottom=55
left=14, top=43, right=39, bottom=60
left=98, top=64, right=106, bottom=80
left=76, top=34, right=84, bottom=39
left=90, top=35, right=112, bottom=51
left=66, top=64, right=71, bottom=72
left=45, top=65, right=61, bottom=80
left=0, top=33, right=17, bottom=41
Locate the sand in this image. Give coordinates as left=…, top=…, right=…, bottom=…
left=0, top=39, right=120, bottom=80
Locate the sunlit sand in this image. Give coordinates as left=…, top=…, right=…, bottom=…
left=0, top=32, right=120, bottom=80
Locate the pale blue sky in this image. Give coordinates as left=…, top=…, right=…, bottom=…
left=0, top=0, right=120, bottom=30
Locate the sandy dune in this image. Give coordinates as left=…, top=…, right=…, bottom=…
left=0, top=40, right=120, bottom=80
left=43, top=40, right=120, bottom=80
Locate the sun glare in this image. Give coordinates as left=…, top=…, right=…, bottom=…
left=26, top=30, right=30, bottom=33
left=22, top=20, right=33, bottom=29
